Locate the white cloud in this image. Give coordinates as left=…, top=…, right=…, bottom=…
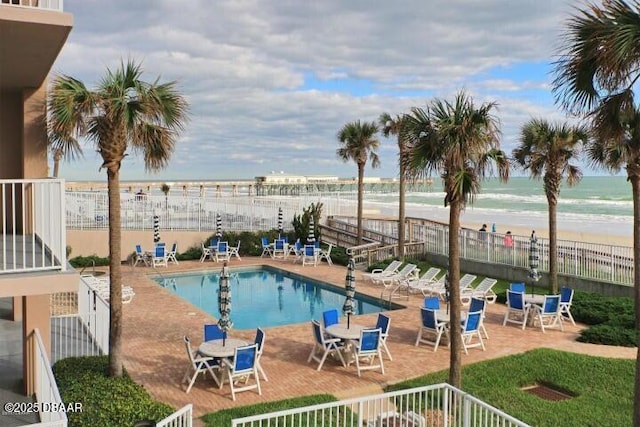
left=52, top=0, right=583, bottom=181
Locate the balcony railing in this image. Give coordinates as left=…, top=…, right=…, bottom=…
left=0, top=0, right=63, bottom=12
left=1, top=179, right=67, bottom=274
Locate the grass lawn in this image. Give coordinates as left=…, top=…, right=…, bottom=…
left=387, top=348, right=634, bottom=427
left=201, top=349, right=634, bottom=427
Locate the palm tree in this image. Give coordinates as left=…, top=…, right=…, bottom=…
left=553, top=1, right=640, bottom=423
left=47, top=130, right=83, bottom=178
left=379, top=112, right=408, bottom=259
left=336, top=120, right=380, bottom=244
left=402, top=91, right=509, bottom=388
left=513, top=119, right=588, bottom=294
left=47, top=60, right=188, bottom=377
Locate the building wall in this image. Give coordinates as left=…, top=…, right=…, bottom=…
left=0, top=90, right=23, bottom=178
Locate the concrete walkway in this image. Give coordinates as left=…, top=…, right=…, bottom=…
left=118, top=258, right=636, bottom=419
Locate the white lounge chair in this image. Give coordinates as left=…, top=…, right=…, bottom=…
left=363, top=260, right=402, bottom=284
left=460, top=277, right=498, bottom=305
left=430, top=274, right=477, bottom=300
left=406, top=267, right=441, bottom=295
left=378, top=263, right=419, bottom=288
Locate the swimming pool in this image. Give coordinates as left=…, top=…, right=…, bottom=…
left=152, top=266, right=393, bottom=329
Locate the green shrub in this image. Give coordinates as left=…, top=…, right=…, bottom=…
left=69, top=255, right=110, bottom=268
left=53, top=356, right=174, bottom=427
left=577, top=324, right=637, bottom=347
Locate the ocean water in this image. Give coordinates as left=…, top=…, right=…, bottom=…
left=366, top=176, right=633, bottom=238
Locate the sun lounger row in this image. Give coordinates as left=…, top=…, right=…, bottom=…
left=81, top=275, right=135, bottom=304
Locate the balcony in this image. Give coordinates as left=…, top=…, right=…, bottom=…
left=0, top=0, right=63, bottom=11
left=0, top=179, right=66, bottom=274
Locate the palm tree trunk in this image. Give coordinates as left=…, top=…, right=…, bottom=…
left=630, top=175, right=640, bottom=427
left=357, top=163, right=364, bottom=245
left=398, top=149, right=406, bottom=260
left=548, top=198, right=558, bottom=294
left=107, top=167, right=123, bottom=378
left=448, top=199, right=463, bottom=388
left=52, top=149, right=62, bottom=178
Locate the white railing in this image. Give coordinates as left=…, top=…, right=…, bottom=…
left=232, top=383, right=528, bottom=426
left=1, top=179, right=66, bottom=274
left=157, top=404, right=193, bottom=427
left=66, top=191, right=356, bottom=232
left=0, top=0, right=63, bottom=12
left=31, top=328, right=68, bottom=425
left=51, top=276, right=109, bottom=363
left=332, top=216, right=635, bottom=286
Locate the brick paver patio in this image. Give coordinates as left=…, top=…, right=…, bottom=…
left=118, top=257, right=636, bottom=419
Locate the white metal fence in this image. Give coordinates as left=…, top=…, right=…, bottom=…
left=232, top=383, right=528, bottom=426
left=332, top=216, right=634, bottom=286
left=157, top=404, right=193, bottom=427
left=31, top=328, right=68, bottom=426
left=66, top=191, right=356, bottom=232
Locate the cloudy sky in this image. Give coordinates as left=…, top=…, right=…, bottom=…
left=52, top=0, right=585, bottom=182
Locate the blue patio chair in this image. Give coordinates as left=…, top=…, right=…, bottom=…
left=215, top=241, right=230, bottom=262
left=322, top=309, right=339, bottom=329
left=220, top=344, right=261, bottom=401
left=204, top=324, right=226, bottom=341
left=134, top=244, right=149, bottom=267
left=352, top=328, right=384, bottom=377
left=254, top=328, right=268, bottom=381
left=210, top=238, right=218, bottom=249
left=302, top=244, right=318, bottom=266
left=460, top=311, right=485, bottom=354
left=374, top=313, right=392, bottom=360
left=200, top=242, right=213, bottom=262
left=469, top=297, right=489, bottom=339
left=415, top=308, right=448, bottom=352
left=559, top=287, right=575, bottom=326
left=503, top=290, right=530, bottom=330
left=307, top=320, right=345, bottom=371
left=423, top=296, right=440, bottom=310
left=260, top=237, right=273, bottom=258
left=182, top=336, right=220, bottom=393
left=531, top=295, right=563, bottom=333
left=510, top=282, right=526, bottom=293
left=273, top=239, right=286, bottom=259
left=152, top=245, right=167, bottom=268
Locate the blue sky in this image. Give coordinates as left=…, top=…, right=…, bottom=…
left=52, top=0, right=591, bottom=182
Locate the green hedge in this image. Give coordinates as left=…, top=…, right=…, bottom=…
left=53, top=356, right=174, bottom=427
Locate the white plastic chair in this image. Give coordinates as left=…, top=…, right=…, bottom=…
left=318, top=244, right=333, bottom=265
left=229, top=241, right=241, bottom=260
left=363, top=260, right=402, bottom=283
left=531, top=295, right=564, bottom=333
left=200, top=242, right=213, bottom=262
left=166, top=242, right=179, bottom=265
left=503, top=290, right=530, bottom=330
left=302, top=245, right=318, bottom=266
left=182, top=336, right=220, bottom=393
left=307, top=320, right=345, bottom=371
left=220, top=344, right=261, bottom=401
left=352, top=328, right=384, bottom=377
left=559, top=287, right=576, bottom=325
left=460, top=311, right=486, bottom=354
left=152, top=245, right=168, bottom=268
left=415, top=308, right=449, bottom=352
left=215, top=241, right=231, bottom=262
left=134, top=244, right=150, bottom=267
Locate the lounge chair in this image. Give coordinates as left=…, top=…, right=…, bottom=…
left=364, top=260, right=402, bottom=284
left=460, top=277, right=497, bottom=305
left=377, top=263, right=419, bottom=288
left=406, top=267, right=442, bottom=295
left=431, top=273, right=477, bottom=301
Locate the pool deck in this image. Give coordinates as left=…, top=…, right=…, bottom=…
left=120, top=257, right=636, bottom=419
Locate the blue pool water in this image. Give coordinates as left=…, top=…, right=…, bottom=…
left=152, top=266, right=392, bottom=330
